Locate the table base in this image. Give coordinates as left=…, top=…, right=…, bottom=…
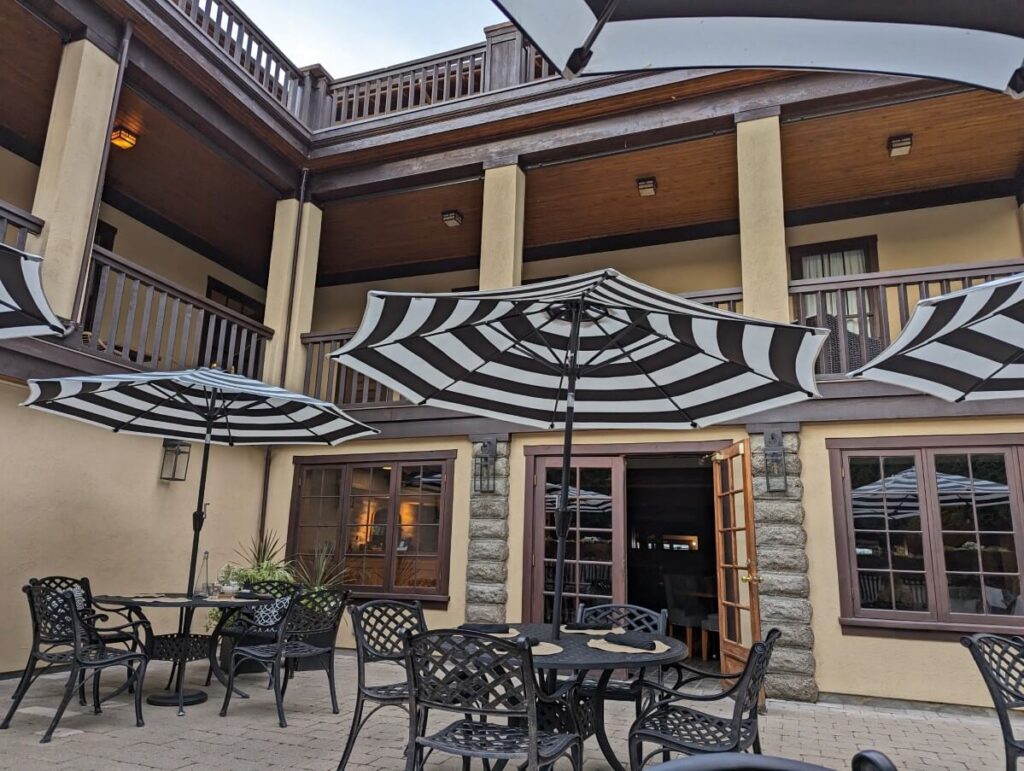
left=147, top=690, right=207, bottom=708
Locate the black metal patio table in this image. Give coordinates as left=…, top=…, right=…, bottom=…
left=514, top=622, right=688, bottom=771
left=94, top=593, right=271, bottom=716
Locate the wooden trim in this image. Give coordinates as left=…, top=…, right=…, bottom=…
left=317, top=254, right=479, bottom=287
left=788, top=235, right=879, bottom=281
left=293, top=450, right=458, bottom=466
left=839, top=616, right=1024, bottom=638
left=826, top=434, right=1024, bottom=450
left=524, top=440, right=733, bottom=457
left=789, top=257, right=1024, bottom=291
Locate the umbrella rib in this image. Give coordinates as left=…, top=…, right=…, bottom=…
left=577, top=312, right=650, bottom=376
left=107, top=387, right=191, bottom=434
left=257, top=397, right=335, bottom=444
left=954, top=346, right=1024, bottom=402
left=590, top=315, right=700, bottom=428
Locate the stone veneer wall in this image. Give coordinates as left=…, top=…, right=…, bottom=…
left=464, top=439, right=511, bottom=623
left=750, top=432, right=819, bottom=702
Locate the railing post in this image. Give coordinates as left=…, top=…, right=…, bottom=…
left=484, top=22, right=524, bottom=91
left=299, top=64, right=333, bottom=130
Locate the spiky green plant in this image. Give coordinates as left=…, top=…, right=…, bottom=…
left=292, top=542, right=349, bottom=591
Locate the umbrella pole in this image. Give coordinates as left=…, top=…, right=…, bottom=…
left=185, top=431, right=212, bottom=598
left=551, top=300, right=584, bottom=641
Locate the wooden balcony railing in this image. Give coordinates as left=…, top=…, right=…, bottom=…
left=789, top=259, right=1024, bottom=377
left=0, top=200, right=43, bottom=250
left=325, top=26, right=556, bottom=127
left=79, top=247, right=273, bottom=377
left=301, top=287, right=744, bottom=407
left=165, top=0, right=306, bottom=116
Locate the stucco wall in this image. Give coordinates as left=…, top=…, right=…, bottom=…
left=801, top=416, right=1022, bottom=707
left=0, top=381, right=265, bottom=673
left=263, top=436, right=474, bottom=646
left=787, top=197, right=1024, bottom=272
left=0, top=146, right=38, bottom=211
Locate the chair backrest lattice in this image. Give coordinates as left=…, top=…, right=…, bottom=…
left=963, top=633, right=1024, bottom=740
left=405, top=630, right=536, bottom=718
left=351, top=599, right=426, bottom=663
left=578, top=603, right=668, bottom=634
left=286, top=588, right=348, bottom=638
left=31, top=576, right=91, bottom=611
left=735, top=628, right=783, bottom=721
left=26, top=585, right=78, bottom=645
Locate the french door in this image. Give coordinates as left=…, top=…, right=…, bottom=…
left=713, top=439, right=763, bottom=675
left=528, top=456, right=626, bottom=623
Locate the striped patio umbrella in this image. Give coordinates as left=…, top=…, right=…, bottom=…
left=851, top=468, right=1010, bottom=523
left=331, top=269, right=827, bottom=635
left=850, top=273, right=1024, bottom=401
left=492, top=1, right=1024, bottom=97
left=23, top=367, right=378, bottom=595
left=0, top=243, right=68, bottom=340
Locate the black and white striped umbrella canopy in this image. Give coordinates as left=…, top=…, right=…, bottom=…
left=0, top=243, right=68, bottom=340
left=492, top=0, right=1024, bottom=97
left=331, top=269, right=828, bottom=430
left=850, top=273, right=1024, bottom=401
left=23, top=367, right=379, bottom=445
left=851, top=468, right=1010, bottom=521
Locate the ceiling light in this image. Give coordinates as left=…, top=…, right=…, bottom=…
left=636, top=177, right=657, bottom=197
left=887, top=134, right=913, bottom=158
left=441, top=210, right=463, bottom=227
left=110, top=126, right=138, bottom=150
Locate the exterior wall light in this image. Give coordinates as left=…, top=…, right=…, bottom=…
left=887, top=134, right=913, bottom=158
left=636, top=176, right=657, bottom=197
left=111, top=126, right=138, bottom=150
left=442, top=210, right=464, bottom=227
left=160, top=438, right=190, bottom=481
left=473, top=438, right=497, bottom=493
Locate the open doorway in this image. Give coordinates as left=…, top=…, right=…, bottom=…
left=626, top=455, right=719, bottom=661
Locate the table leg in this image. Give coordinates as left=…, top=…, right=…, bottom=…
left=207, top=608, right=249, bottom=699
left=592, top=669, right=627, bottom=771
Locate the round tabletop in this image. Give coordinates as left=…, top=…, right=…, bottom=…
left=513, top=623, right=687, bottom=670
left=94, top=592, right=271, bottom=609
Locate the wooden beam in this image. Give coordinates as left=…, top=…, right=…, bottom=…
left=310, top=74, right=955, bottom=200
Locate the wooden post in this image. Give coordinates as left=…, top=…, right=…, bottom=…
left=484, top=23, right=524, bottom=91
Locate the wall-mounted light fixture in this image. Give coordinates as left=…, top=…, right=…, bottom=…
left=636, top=176, right=657, bottom=197
left=160, top=439, right=191, bottom=481
left=473, top=438, right=497, bottom=493
left=441, top=210, right=464, bottom=227
left=763, top=429, right=788, bottom=492
left=887, top=134, right=913, bottom=158
left=110, top=126, right=138, bottom=150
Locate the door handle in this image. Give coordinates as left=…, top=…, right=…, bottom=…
left=741, top=573, right=762, bottom=584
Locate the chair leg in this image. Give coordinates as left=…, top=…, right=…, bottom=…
left=753, top=732, right=763, bottom=754
left=338, top=693, right=366, bottom=770
left=326, top=653, right=339, bottom=714
left=41, top=668, right=79, bottom=744
left=133, top=660, right=147, bottom=728
left=1, top=657, right=38, bottom=728
left=629, top=737, right=644, bottom=771
left=219, top=656, right=239, bottom=717
left=281, top=660, right=291, bottom=698
left=271, top=663, right=287, bottom=728
left=685, top=626, right=694, bottom=658
left=204, top=663, right=213, bottom=687
left=92, top=670, right=102, bottom=715
left=701, top=628, right=709, bottom=661
left=77, top=667, right=87, bottom=706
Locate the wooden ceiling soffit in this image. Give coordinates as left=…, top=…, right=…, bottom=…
left=309, top=72, right=935, bottom=201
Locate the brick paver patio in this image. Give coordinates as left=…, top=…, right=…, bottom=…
left=0, top=654, right=1008, bottom=770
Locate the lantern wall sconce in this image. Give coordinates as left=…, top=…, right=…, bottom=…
left=636, top=176, right=657, bottom=197
left=160, top=438, right=190, bottom=481
left=111, top=126, right=138, bottom=150
left=763, top=428, right=788, bottom=492
left=887, top=134, right=912, bottom=158
left=473, top=438, right=497, bottom=493
left=442, top=210, right=464, bottom=227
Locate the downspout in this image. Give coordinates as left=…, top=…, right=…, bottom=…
left=258, top=168, right=310, bottom=539
left=71, top=21, right=134, bottom=323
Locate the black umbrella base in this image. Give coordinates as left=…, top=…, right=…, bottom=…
left=147, top=690, right=207, bottom=707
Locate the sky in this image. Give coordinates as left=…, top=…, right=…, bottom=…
left=237, top=1, right=507, bottom=78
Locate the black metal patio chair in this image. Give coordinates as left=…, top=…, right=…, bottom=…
left=338, top=599, right=426, bottom=770
left=629, top=629, right=782, bottom=769
left=403, top=629, right=583, bottom=771
left=206, top=578, right=296, bottom=688
left=962, top=633, right=1024, bottom=771
left=572, top=602, right=668, bottom=717
left=648, top=749, right=897, bottom=770
left=1, top=586, right=150, bottom=743
left=219, top=587, right=348, bottom=727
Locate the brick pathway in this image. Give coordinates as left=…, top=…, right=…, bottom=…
left=0, top=654, right=1008, bottom=770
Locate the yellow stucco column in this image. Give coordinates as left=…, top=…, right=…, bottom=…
left=479, top=163, right=525, bottom=290
left=262, top=199, right=323, bottom=392
left=28, top=39, right=119, bottom=319
left=736, top=111, right=791, bottom=323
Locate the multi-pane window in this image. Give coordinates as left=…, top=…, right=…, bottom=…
left=835, top=441, right=1024, bottom=630
left=290, top=454, right=454, bottom=600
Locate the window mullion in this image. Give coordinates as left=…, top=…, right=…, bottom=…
left=918, top=448, right=948, bottom=622
left=383, top=462, right=402, bottom=594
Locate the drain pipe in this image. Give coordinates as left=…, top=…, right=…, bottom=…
left=71, top=21, right=134, bottom=323
left=257, top=169, right=310, bottom=540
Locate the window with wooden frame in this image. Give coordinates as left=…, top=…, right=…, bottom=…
left=829, top=436, right=1024, bottom=635
left=289, top=452, right=455, bottom=604
left=789, top=236, right=878, bottom=281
